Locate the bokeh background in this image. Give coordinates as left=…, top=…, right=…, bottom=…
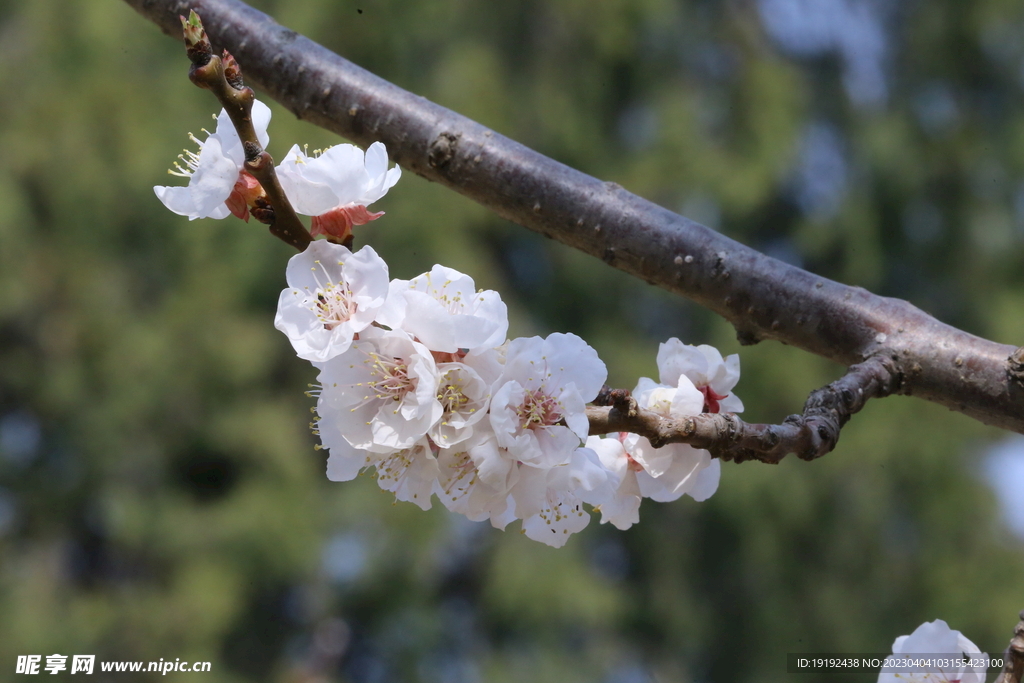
left=2, top=0, right=1024, bottom=680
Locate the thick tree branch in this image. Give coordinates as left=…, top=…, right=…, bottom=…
left=124, top=0, right=1024, bottom=434
left=995, top=610, right=1024, bottom=683
left=588, top=357, right=899, bottom=463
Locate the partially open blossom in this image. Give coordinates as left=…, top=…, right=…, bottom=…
left=587, top=430, right=717, bottom=532
left=627, top=375, right=705, bottom=478
left=275, top=240, right=390, bottom=362
left=276, top=142, right=401, bottom=241
left=657, top=339, right=743, bottom=414
left=878, top=620, right=988, bottom=683
left=154, top=100, right=271, bottom=221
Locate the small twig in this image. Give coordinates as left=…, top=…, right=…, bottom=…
left=995, top=609, right=1024, bottom=683
left=587, top=356, right=900, bottom=464
left=181, top=10, right=310, bottom=251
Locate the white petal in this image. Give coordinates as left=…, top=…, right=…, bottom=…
left=509, top=464, right=548, bottom=520
left=717, top=352, right=742, bottom=394
left=188, top=135, right=240, bottom=218
left=558, top=385, right=589, bottom=439
left=325, top=439, right=372, bottom=482
left=363, top=141, right=388, bottom=181
left=719, top=394, right=745, bottom=414
left=400, top=290, right=460, bottom=352
left=154, top=185, right=200, bottom=219
left=636, top=446, right=710, bottom=502
left=599, top=470, right=642, bottom=530
left=360, top=142, right=401, bottom=204
left=251, top=99, right=272, bottom=149
left=316, top=144, right=371, bottom=203
left=319, top=413, right=376, bottom=481
left=542, top=333, right=607, bottom=401
left=671, top=375, right=705, bottom=416
left=626, top=434, right=674, bottom=478
left=375, top=441, right=438, bottom=511
left=277, top=144, right=341, bottom=215
left=468, top=435, right=516, bottom=490
left=657, top=338, right=709, bottom=387
left=434, top=446, right=510, bottom=521
left=274, top=287, right=335, bottom=361
left=687, top=458, right=720, bottom=501
left=215, top=108, right=243, bottom=164
left=521, top=493, right=590, bottom=547
left=490, top=495, right=518, bottom=530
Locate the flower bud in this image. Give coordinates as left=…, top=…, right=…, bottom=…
left=180, top=10, right=212, bottom=66
left=222, top=50, right=244, bottom=90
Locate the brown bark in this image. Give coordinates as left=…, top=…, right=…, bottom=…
left=588, top=357, right=900, bottom=463
left=994, top=610, right=1024, bottom=683
left=124, top=0, right=1024, bottom=439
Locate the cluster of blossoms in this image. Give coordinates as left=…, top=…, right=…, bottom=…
left=156, top=100, right=743, bottom=547
left=275, top=239, right=741, bottom=546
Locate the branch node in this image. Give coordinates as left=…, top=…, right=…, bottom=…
left=736, top=328, right=761, bottom=346
left=428, top=131, right=460, bottom=169
left=1008, top=347, right=1024, bottom=387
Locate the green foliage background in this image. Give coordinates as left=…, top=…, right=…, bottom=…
left=0, top=0, right=1023, bottom=681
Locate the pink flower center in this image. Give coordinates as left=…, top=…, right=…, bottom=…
left=517, top=389, right=562, bottom=429
left=314, top=284, right=357, bottom=330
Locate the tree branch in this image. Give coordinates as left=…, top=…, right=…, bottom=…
left=123, top=0, right=1024, bottom=434
left=995, top=609, right=1024, bottom=683
left=587, top=356, right=900, bottom=463
left=178, top=10, right=311, bottom=250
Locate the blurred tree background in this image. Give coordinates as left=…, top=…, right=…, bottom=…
left=1, top=0, right=1024, bottom=681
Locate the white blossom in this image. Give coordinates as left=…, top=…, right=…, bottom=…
left=489, top=333, right=607, bottom=469
left=513, top=447, right=612, bottom=547
left=277, top=141, right=401, bottom=241
left=434, top=434, right=517, bottom=525
left=377, top=265, right=509, bottom=354
left=627, top=375, right=706, bottom=478
left=431, top=362, right=493, bottom=448
left=274, top=240, right=390, bottom=362
left=587, top=430, right=718, bottom=531
left=316, top=329, right=442, bottom=454
left=154, top=100, right=271, bottom=221
left=878, top=620, right=988, bottom=683
left=657, top=339, right=744, bottom=413
left=374, top=439, right=439, bottom=511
